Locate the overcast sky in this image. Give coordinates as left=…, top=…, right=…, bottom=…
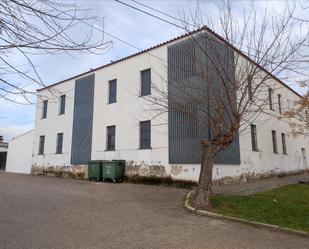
left=0, top=0, right=308, bottom=141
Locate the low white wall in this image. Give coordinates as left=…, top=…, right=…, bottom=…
left=6, top=130, right=34, bottom=174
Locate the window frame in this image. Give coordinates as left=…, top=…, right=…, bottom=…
left=59, top=95, right=66, bottom=115
left=281, top=133, right=287, bottom=155
left=271, top=130, right=278, bottom=154
left=106, top=125, right=116, bottom=151
left=139, top=120, right=151, bottom=149
left=268, top=88, right=274, bottom=111
left=38, top=135, right=45, bottom=155
left=250, top=124, right=258, bottom=152
left=42, top=100, right=48, bottom=119
left=140, top=68, right=151, bottom=97
left=247, top=76, right=253, bottom=101
left=108, top=79, right=117, bottom=104
left=56, top=133, right=63, bottom=154
left=278, top=94, right=282, bottom=114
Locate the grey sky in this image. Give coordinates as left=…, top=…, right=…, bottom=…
left=0, top=0, right=308, bottom=141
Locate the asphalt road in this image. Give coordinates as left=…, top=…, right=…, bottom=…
left=0, top=172, right=308, bottom=249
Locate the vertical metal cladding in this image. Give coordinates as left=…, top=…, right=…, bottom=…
left=168, top=33, right=241, bottom=164
left=71, top=74, right=95, bottom=165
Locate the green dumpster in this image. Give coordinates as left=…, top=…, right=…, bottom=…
left=102, top=160, right=125, bottom=182
left=88, top=160, right=103, bottom=181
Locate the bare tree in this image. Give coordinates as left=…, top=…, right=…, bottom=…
left=283, top=80, right=309, bottom=135
left=0, top=0, right=111, bottom=104
left=145, top=1, right=309, bottom=210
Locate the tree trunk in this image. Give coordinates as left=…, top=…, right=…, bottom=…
left=193, top=140, right=218, bottom=210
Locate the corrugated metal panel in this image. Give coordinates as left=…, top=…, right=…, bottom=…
left=168, top=34, right=240, bottom=165
left=71, top=74, right=95, bottom=165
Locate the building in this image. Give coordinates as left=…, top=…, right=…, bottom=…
left=6, top=130, right=34, bottom=174
left=0, top=136, right=8, bottom=171
left=8, top=27, right=309, bottom=183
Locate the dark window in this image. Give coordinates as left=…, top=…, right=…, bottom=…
left=278, top=94, right=282, bottom=114
left=141, top=69, right=151, bottom=96
left=140, top=120, right=151, bottom=149
left=272, top=130, right=278, bottom=154
left=248, top=76, right=253, bottom=101
left=251, top=124, right=258, bottom=151
left=106, top=126, right=116, bottom=150
left=59, top=95, right=66, bottom=115
left=56, top=133, right=63, bottom=154
left=38, top=135, right=45, bottom=155
left=108, top=79, right=117, bottom=104
left=42, top=100, right=48, bottom=119
left=281, top=133, right=287, bottom=155
left=268, top=88, right=274, bottom=111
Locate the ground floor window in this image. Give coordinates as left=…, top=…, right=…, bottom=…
left=251, top=124, right=258, bottom=151
left=140, top=120, right=151, bottom=149
left=56, top=133, right=63, bottom=154
left=272, top=130, right=278, bottom=154
left=106, top=126, right=116, bottom=150
left=39, top=135, right=45, bottom=155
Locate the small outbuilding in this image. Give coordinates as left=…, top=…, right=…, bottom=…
left=6, top=130, right=34, bottom=174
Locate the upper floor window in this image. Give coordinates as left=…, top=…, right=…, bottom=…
left=247, top=76, right=253, bottom=101
left=38, top=135, right=45, bottom=155
left=106, top=125, right=116, bottom=150
left=268, top=88, right=274, bottom=111
left=140, top=120, right=151, bottom=149
left=141, top=68, right=151, bottom=96
left=59, top=95, right=66, bottom=115
left=56, top=133, right=63, bottom=154
left=251, top=124, right=258, bottom=151
left=271, top=130, right=278, bottom=154
left=281, top=133, right=287, bottom=155
left=42, top=100, right=48, bottom=119
left=108, top=79, right=117, bottom=104
left=278, top=94, right=282, bottom=114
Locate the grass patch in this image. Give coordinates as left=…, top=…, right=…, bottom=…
left=211, top=184, right=309, bottom=232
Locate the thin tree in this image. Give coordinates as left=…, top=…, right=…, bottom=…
left=0, top=0, right=111, bottom=104
left=145, top=1, right=309, bottom=210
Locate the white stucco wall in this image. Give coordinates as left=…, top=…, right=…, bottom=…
left=32, top=80, right=75, bottom=168
left=6, top=130, right=34, bottom=174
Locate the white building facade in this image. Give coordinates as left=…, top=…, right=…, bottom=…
left=19, top=29, right=309, bottom=183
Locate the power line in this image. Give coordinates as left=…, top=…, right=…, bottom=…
left=114, top=0, right=187, bottom=30
left=130, top=0, right=195, bottom=28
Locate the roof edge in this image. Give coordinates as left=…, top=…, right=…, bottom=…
left=37, top=26, right=302, bottom=99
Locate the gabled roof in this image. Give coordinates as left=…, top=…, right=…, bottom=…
left=37, top=26, right=302, bottom=98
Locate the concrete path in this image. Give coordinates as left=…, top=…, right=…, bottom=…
left=0, top=172, right=308, bottom=249
left=214, top=173, right=309, bottom=195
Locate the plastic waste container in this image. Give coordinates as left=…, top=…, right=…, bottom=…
left=102, top=160, right=125, bottom=182
left=88, top=160, right=103, bottom=181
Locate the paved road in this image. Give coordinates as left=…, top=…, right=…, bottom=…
left=0, top=172, right=308, bottom=249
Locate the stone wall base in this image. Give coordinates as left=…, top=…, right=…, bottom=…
left=31, top=163, right=306, bottom=187
left=32, top=165, right=87, bottom=180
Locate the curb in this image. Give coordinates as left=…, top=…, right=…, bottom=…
left=184, top=190, right=309, bottom=238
